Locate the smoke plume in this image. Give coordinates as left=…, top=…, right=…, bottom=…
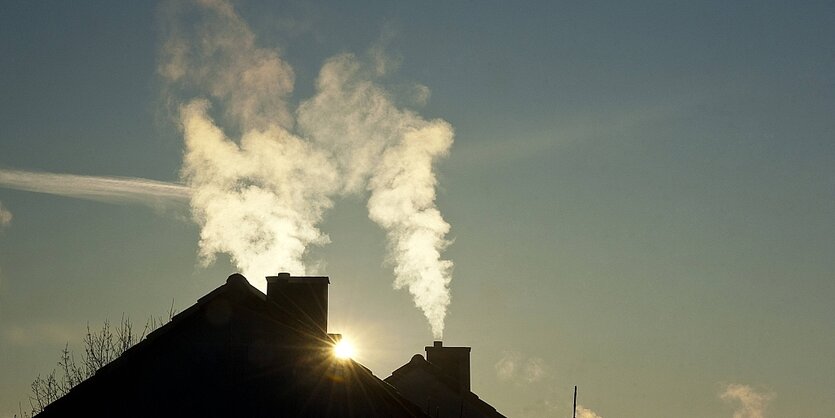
left=161, top=0, right=454, bottom=337
left=179, top=100, right=336, bottom=290
left=721, top=384, right=772, bottom=418
left=0, top=168, right=190, bottom=209
left=299, top=53, right=453, bottom=337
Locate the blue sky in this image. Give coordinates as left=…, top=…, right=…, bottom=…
left=1, top=1, right=834, bottom=417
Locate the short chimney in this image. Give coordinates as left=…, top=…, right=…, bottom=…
left=266, top=273, right=329, bottom=334
left=425, top=341, right=471, bottom=391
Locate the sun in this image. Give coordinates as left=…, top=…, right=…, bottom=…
left=333, top=338, right=356, bottom=360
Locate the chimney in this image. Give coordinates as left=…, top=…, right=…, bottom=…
left=266, top=272, right=329, bottom=334
left=425, top=341, right=471, bottom=391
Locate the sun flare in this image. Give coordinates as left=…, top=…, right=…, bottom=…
left=333, top=339, right=356, bottom=360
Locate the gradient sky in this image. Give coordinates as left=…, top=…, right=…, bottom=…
left=1, top=1, right=834, bottom=417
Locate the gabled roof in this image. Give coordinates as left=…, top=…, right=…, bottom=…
left=386, top=354, right=507, bottom=418
left=37, top=274, right=428, bottom=418
left=44, top=274, right=261, bottom=392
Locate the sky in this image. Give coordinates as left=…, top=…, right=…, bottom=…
left=1, top=1, right=834, bottom=417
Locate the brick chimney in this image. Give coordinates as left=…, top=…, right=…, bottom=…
left=266, top=272, right=329, bottom=334
left=425, top=341, right=471, bottom=391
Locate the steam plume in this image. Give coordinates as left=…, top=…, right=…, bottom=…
left=179, top=100, right=336, bottom=291
left=0, top=168, right=190, bottom=209
left=721, top=384, right=772, bottom=418
left=298, top=53, right=453, bottom=338
left=161, top=0, right=454, bottom=336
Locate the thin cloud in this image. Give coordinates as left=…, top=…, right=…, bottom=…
left=523, top=357, right=547, bottom=383
left=495, top=351, right=547, bottom=383
left=721, top=383, right=773, bottom=418
left=518, top=386, right=602, bottom=418
left=0, top=201, right=11, bottom=228
left=0, top=168, right=190, bottom=209
left=576, top=405, right=603, bottom=418
left=1, top=323, right=78, bottom=347
left=0, top=202, right=9, bottom=293
left=495, top=351, right=519, bottom=381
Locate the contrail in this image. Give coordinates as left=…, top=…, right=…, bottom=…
left=0, top=168, right=191, bottom=208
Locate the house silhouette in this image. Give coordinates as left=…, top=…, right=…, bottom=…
left=34, top=273, right=507, bottom=418
left=386, top=342, right=508, bottom=418
left=35, top=273, right=427, bottom=417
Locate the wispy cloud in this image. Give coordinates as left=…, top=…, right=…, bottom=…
left=576, top=404, right=603, bottom=418
left=517, top=385, right=603, bottom=418
left=495, top=351, right=547, bottom=383
left=496, top=352, right=602, bottom=418
left=0, top=168, right=190, bottom=209
left=0, top=202, right=10, bottom=292
left=495, top=351, right=519, bottom=381
left=0, top=201, right=11, bottom=228
left=1, top=323, right=78, bottom=347
left=523, top=357, right=547, bottom=383
left=721, top=383, right=773, bottom=418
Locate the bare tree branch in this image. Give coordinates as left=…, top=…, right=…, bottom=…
left=24, top=305, right=175, bottom=415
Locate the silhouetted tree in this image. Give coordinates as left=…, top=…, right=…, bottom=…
left=20, top=305, right=176, bottom=417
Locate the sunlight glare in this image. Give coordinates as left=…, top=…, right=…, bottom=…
left=333, top=339, right=356, bottom=360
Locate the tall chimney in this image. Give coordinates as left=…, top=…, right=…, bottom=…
left=266, top=273, right=329, bottom=334
left=425, top=341, right=471, bottom=391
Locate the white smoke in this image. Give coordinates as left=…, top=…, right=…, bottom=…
left=159, top=0, right=295, bottom=131
left=179, top=100, right=336, bottom=291
left=299, top=53, right=453, bottom=337
left=0, top=201, right=11, bottom=228
left=721, top=384, right=772, bottom=418
left=161, top=0, right=454, bottom=336
left=0, top=168, right=189, bottom=209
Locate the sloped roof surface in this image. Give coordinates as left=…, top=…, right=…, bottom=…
left=386, top=354, right=507, bottom=418
left=36, top=274, right=427, bottom=418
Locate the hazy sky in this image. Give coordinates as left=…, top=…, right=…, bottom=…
left=1, top=1, right=834, bottom=417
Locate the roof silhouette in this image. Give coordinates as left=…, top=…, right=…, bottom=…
left=386, top=348, right=508, bottom=418
left=35, top=274, right=428, bottom=418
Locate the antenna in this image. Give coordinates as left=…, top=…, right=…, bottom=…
left=573, top=385, right=577, bottom=418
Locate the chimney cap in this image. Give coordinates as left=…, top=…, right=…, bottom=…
left=266, top=273, right=329, bottom=284
left=425, top=342, right=471, bottom=353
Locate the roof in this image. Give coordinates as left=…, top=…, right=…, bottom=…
left=36, top=274, right=427, bottom=418
left=386, top=354, right=507, bottom=418
left=267, top=273, right=330, bottom=284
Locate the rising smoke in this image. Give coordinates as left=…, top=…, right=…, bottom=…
left=179, top=100, right=337, bottom=290
left=160, top=0, right=454, bottom=338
